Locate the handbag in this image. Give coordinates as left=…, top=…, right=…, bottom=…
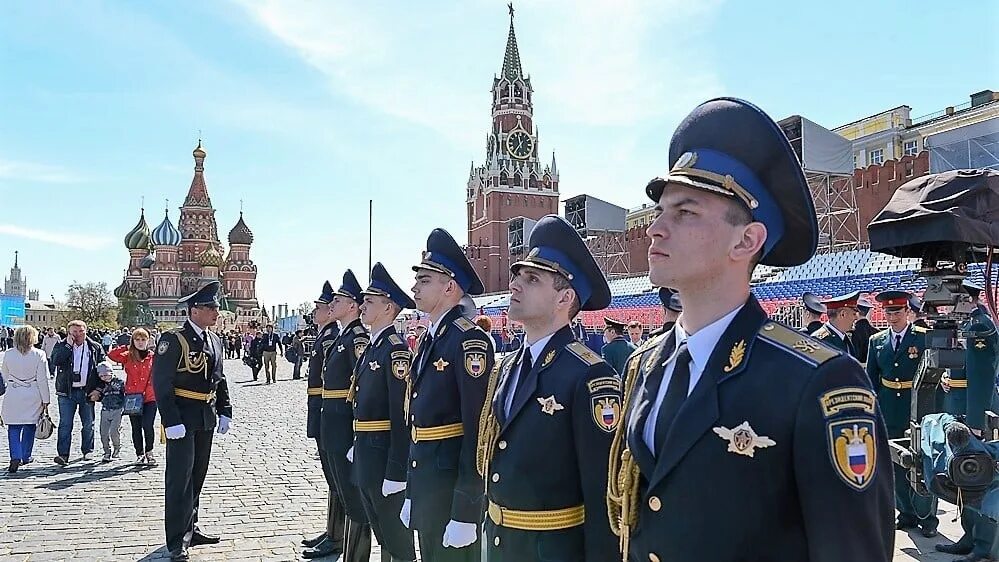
left=36, top=411, right=54, bottom=440
left=123, top=393, right=144, bottom=415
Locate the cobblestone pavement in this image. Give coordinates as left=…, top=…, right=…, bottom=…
left=0, top=353, right=978, bottom=560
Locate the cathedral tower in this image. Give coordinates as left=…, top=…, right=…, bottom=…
left=177, top=141, right=224, bottom=295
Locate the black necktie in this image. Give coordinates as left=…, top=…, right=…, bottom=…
left=654, top=342, right=691, bottom=453
left=417, top=332, right=433, bottom=373
left=894, top=333, right=901, bottom=351
left=507, top=347, right=533, bottom=414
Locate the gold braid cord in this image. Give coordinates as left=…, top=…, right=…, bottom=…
left=476, top=361, right=504, bottom=479
left=404, top=374, right=412, bottom=421
left=607, top=352, right=644, bottom=560
left=174, top=332, right=208, bottom=378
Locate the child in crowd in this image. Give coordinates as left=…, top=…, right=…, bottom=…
left=96, top=361, right=125, bottom=463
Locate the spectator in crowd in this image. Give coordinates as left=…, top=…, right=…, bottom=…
left=601, top=317, right=635, bottom=376
left=474, top=314, right=492, bottom=334
left=101, top=331, right=113, bottom=354
left=50, top=319, right=106, bottom=466
left=627, top=320, right=645, bottom=347
left=96, top=362, right=125, bottom=463
left=107, top=328, right=158, bottom=465
left=413, top=324, right=427, bottom=354
left=260, top=325, right=282, bottom=384
left=249, top=329, right=264, bottom=381
left=0, top=325, right=6, bottom=351
left=41, top=327, right=61, bottom=379
left=3, top=326, right=13, bottom=351
left=1, top=325, right=50, bottom=473
left=291, top=329, right=305, bottom=380
left=405, top=328, right=418, bottom=352
left=115, top=329, right=130, bottom=347
left=571, top=317, right=587, bottom=342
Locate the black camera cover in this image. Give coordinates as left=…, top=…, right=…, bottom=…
left=868, top=169, right=999, bottom=258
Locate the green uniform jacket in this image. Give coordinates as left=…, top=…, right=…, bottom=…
left=601, top=337, right=635, bottom=377
left=866, top=324, right=927, bottom=437
left=946, top=307, right=999, bottom=431
left=812, top=324, right=855, bottom=358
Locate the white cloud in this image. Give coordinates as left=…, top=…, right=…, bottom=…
left=0, top=159, right=84, bottom=184
left=0, top=224, right=112, bottom=250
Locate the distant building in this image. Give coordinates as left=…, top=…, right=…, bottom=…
left=3, top=251, right=27, bottom=298
left=23, top=299, right=72, bottom=328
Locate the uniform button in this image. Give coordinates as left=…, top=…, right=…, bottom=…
left=411, top=415, right=415, bottom=421
left=498, top=440, right=507, bottom=450
left=492, top=473, right=500, bottom=483
left=649, top=553, right=661, bottom=562
left=493, top=537, right=500, bottom=546
left=412, top=460, right=417, bottom=468
left=648, top=496, right=662, bottom=512
left=896, top=393, right=901, bottom=397
left=412, top=392, right=418, bottom=398
left=894, top=363, right=899, bottom=367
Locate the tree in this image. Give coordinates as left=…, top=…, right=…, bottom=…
left=66, top=281, right=118, bottom=329
left=297, top=301, right=314, bottom=316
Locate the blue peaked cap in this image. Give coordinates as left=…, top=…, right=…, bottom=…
left=336, top=269, right=364, bottom=305
left=365, top=262, right=416, bottom=310
left=413, top=228, right=484, bottom=296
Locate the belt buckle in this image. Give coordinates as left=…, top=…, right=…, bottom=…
left=488, top=502, right=502, bottom=525
left=411, top=426, right=418, bottom=443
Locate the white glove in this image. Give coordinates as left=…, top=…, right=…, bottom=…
left=381, top=479, right=406, bottom=497
left=346, top=446, right=354, bottom=462
left=165, top=424, right=187, bottom=440
left=217, top=415, right=231, bottom=435
left=400, top=498, right=412, bottom=529
left=442, top=520, right=477, bottom=548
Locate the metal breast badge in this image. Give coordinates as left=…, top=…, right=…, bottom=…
left=713, top=421, right=775, bottom=457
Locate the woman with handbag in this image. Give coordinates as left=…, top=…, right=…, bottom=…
left=107, top=328, right=157, bottom=465
left=1, top=325, right=51, bottom=473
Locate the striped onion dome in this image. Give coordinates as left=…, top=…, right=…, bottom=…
left=227, top=212, right=254, bottom=245
left=113, top=279, right=130, bottom=298
left=124, top=209, right=151, bottom=250
left=151, top=209, right=181, bottom=246
left=198, top=245, right=224, bottom=268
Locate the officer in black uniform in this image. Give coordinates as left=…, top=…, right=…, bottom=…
left=651, top=288, right=682, bottom=338
left=153, top=281, right=232, bottom=562
left=607, top=98, right=893, bottom=562
left=812, top=291, right=861, bottom=358
left=852, top=296, right=876, bottom=364
left=306, top=270, right=372, bottom=561
left=351, top=263, right=418, bottom=562
left=800, top=292, right=826, bottom=335
left=403, top=228, right=495, bottom=562
left=478, top=215, right=619, bottom=561
left=301, top=280, right=346, bottom=559
left=909, top=295, right=930, bottom=329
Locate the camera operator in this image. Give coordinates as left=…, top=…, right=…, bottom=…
left=936, top=280, right=999, bottom=560
left=867, top=291, right=938, bottom=536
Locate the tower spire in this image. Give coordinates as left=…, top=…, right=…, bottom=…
left=501, top=2, right=523, bottom=80
left=13, top=250, right=17, bottom=268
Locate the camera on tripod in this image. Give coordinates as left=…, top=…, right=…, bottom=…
left=867, top=169, right=999, bottom=500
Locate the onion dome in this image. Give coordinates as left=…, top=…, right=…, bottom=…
left=228, top=212, right=254, bottom=245
left=124, top=209, right=151, bottom=250
left=198, top=245, right=224, bottom=268
left=151, top=209, right=181, bottom=246
left=139, top=251, right=156, bottom=269
left=113, top=279, right=130, bottom=298
left=193, top=139, right=207, bottom=159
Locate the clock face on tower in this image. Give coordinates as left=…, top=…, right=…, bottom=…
left=506, top=130, right=534, bottom=160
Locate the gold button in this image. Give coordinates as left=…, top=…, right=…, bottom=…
left=649, top=554, right=661, bottom=562
left=648, top=496, right=661, bottom=512
left=498, top=440, right=507, bottom=450
left=493, top=537, right=500, bottom=546
left=412, top=460, right=417, bottom=468
left=492, top=473, right=500, bottom=483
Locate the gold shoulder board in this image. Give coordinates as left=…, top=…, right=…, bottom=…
left=757, top=322, right=840, bottom=367
left=912, top=325, right=929, bottom=333
left=567, top=341, right=602, bottom=366
left=453, top=316, right=475, bottom=332
left=388, top=333, right=404, bottom=346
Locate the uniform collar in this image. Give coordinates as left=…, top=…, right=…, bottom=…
left=369, top=324, right=394, bottom=346
left=673, top=305, right=744, bottom=374
left=890, top=324, right=910, bottom=340
left=525, top=331, right=557, bottom=361
left=186, top=320, right=205, bottom=339
left=825, top=322, right=846, bottom=340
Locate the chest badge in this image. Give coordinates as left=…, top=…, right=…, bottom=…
left=713, top=421, right=776, bottom=458
left=907, top=346, right=919, bottom=360
left=976, top=340, right=986, bottom=350
left=537, top=395, right=565, bottom=415
left=434, top=358, right=449, bottom=372
left=369, top=361, right=380, bottom=371
left=542, top=349, right=556, bottom=367
left=337, top=344, right=345, bottom=353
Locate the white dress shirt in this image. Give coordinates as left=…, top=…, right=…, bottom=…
left=642, top=305, right=744, bottom=453
left=504, top=331, right=556, bottom=416
left=187, top=320, right=214, bottom=356
left=890, top=325, right=909, bottom=351
left=369, top=325, right=391, bottom=347
left=72, top=341, right=91, bottom=388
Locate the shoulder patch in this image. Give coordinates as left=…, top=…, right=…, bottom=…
left=388, top=333, right=404, bottom=346
left=462, top=338, right=489, bottom=351
left=911, top=325, right=928, bottom=333
left=157, top=340, right=170, bottom=355
left=587, top=376, right=621, bottom=394
left=757, top=322, right=841, bottom=367
left=818, top=387, right=876, bottom=418
left=390, top=350, right=411, bottom=380
left=588, top=376, right=621, bottom=433
left=567, top=341, right=602, bottom=366
left=453, top=316, right=475, bottom=332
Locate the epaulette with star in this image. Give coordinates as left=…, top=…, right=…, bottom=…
left=453, top=316, right=476, bottom=332
left=352, top=325, right=367, bottom=336
left=566, top=341, right=602, bottom=366
left=388, top=333, right=404, bottom=346
left=756, top=322, right=840, bottom=368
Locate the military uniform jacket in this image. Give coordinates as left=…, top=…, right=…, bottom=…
left=801, top=320, right=824, bottom=335
left=406, top=305, right=495, bottom=527
left=350, top=326, right=411, bottom=489
left=307, top=323, right=339, bottom=440
left=601, top=337, right=634, bottom=377
left=948, top=307, right=999, bottom=431
left=619, top=297, right=892, bottom=562
left=852, top=318, right=876, bottom=363
left=482, top=325, right=619, bottom=562
left=811, top=323, right=856, bottom=358
left=320, top=318, right=369, bottom=453
left=865, top=324, right=926, bottom=437
left=153, top=322, right=232, bottom=431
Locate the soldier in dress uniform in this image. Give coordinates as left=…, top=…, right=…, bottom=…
left=865, top=290, right=938, bottom=537
left=910, top=295, right=930, bottom=329
left=306, top=270, right=372, bottom=561
left=607, top=97, right=893, bottom=562
left=800, top=292, right=826, bottom=335
left=936, top=280, right=999, bottom=561
left=852, top=296, right=876, bottom=365
left=812, top=291, right=860, bottom=358
left=477, top=215, right=619, bottom=561
left=350, top=263, right=418, bottom=562
left=602, top=317, right=636, bottom=377
left=653, top=288, right=682, bottom=337
left=402, top=228, right=495, bottom=562
left=153, top=281, right=232, bottom=562
left=301, top=280, right=346, bottom=559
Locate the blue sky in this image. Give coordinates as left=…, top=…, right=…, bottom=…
left=1, top=0, right=996, bottom=310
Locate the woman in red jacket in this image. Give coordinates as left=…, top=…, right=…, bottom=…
left=107, top=328, right=157, bottom=465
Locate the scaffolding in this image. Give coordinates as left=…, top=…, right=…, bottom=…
left=563, top=194, right=631, bottom=276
